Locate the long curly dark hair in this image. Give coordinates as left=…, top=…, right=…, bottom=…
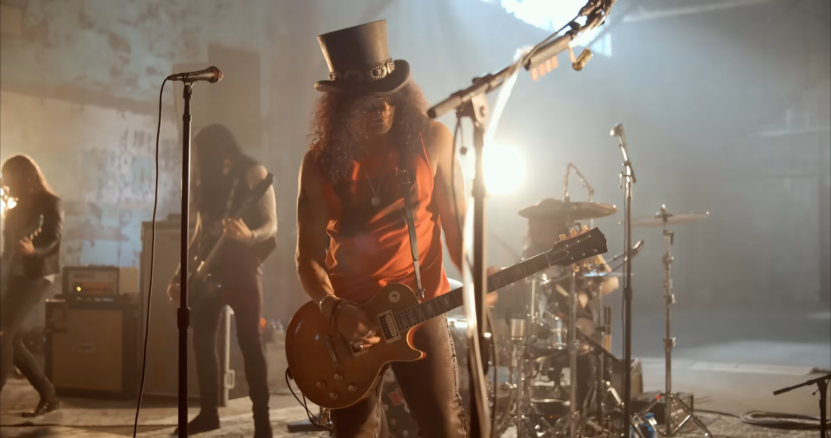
left=308, top=82, right=431, bottom=181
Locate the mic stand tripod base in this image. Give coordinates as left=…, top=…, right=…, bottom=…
left=635, top=392, right=712, bottom=437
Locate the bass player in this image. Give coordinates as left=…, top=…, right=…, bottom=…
left=166, top=124, right=277, bottom=437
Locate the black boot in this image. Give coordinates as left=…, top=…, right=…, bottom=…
left=22, top=377, right=60, bottom=418
left=172, top=410, right=221, bottom=436
left=21, top=398, right=60, bottom=418
left=253, top=407, right=272, bottom=438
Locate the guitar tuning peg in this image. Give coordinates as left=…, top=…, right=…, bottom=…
left=559, top=234, right=567, bottom=241
left=581, top=225, right=589, bottom=232
left=596, top=256, right=603, bottom=265
left=570, top=229, right=578, bottom=237
left=572, top=264, right=580, bottom=273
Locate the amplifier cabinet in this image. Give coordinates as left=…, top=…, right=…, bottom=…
left=140, top=218, right=236, bottom=405
left=45, top=299, right=138, bottom=399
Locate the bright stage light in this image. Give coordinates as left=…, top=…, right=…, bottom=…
left=0, top=187, right=15, bottom=215
left=483, top=143, right=525, bottom=195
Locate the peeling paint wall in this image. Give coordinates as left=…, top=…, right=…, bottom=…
left=0, top=0, right=272, bottom=111
left=0, top=90, right=179, bottom=268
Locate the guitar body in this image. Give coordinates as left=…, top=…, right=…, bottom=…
left=285, top=227, right=609, bottom=410
left=286, top=283, right=424, bottom=409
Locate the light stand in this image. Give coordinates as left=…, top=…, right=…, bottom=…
left=636, top=206, right=711, bottom=437
left=177, top=83, right=194, bottom=438
left=427, top=4, right=614, bottom=436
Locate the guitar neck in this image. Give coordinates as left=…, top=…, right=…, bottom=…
left=391, top=252, right=553, bottom=332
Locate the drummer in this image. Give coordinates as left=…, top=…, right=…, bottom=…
left=494, top=197, right=619, bottom=407
left=520, top=197, right=619, bottom=308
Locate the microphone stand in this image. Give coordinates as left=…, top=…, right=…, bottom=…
left=428, top=2, right=613, bottom=435
left=773, top=373, right=830, bottom=438
left=611, top=124, right=636, bottom=437
left=177, top=83, right=194, bottom=438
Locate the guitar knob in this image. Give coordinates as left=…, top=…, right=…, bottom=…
left=348, top=385, right=357, bottom=392
left=316, top=380, right=325, bottom=388
left=329, top=392, right=338, bottom=400
left=333, top=373, right=342, bottom=381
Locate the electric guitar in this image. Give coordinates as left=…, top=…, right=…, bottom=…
left=285, top=228, right=608, bottom=409
left=187, top=173, right=274, bottom=305
left=0, top=215, right=44, bottom=296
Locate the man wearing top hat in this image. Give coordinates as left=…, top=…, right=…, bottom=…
left=295, top=20, right=468, bottom=437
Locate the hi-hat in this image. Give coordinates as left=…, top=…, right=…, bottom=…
left=519, top=198, right=618, bottom=221
left=632, top=210, right=709, bottom=227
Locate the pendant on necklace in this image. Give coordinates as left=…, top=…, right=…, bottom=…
left=371, top=195, right=381, bottom=207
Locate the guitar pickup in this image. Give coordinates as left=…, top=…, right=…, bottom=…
left=377, top=310, right=400, bottom=342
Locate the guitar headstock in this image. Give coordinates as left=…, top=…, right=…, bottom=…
left=19, top=214, right=44, bottom=240
left=545, top=226, right=608, bottom=268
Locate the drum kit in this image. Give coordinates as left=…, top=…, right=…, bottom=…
left=379, top=201, right=712, bottom=438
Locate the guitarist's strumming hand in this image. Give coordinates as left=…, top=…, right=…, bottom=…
left=17, top=237, right=35, bottom=255
left=223, top=218, right=254, bottom=244
left=321, top=296, right=381, bottom=350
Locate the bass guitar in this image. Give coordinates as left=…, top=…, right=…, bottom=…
left=0, top=215, right=44, bottom=296
left=187, top=173, right=274, bottom=305
left=285, top=227, right=608, bottom=409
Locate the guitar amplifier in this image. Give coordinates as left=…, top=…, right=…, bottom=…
left=62, top=266, right=139, bottom=297
left=140, top=216, right=241, bottom=404
left=44, top=299, right=138, bottom=399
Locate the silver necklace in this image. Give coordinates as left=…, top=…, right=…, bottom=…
left=361, top=164, right=387, bottom=207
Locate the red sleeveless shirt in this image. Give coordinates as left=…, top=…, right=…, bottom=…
left=322, top=138, right=450, bottom=303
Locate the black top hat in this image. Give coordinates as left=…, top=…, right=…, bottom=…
left=315, top=20, right=410, bottom=96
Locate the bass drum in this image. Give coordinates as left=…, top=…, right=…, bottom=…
left=381, top=312, right=512, bottom=437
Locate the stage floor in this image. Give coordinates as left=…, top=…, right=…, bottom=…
left=1, top=304, right=828, bottom=437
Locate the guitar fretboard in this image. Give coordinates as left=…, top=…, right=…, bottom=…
left=391, top=251, right=559, bottom=332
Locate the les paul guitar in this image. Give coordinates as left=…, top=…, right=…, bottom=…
left=285, top=228, right=608, bottom=409
left=1, top=215, right=44, bottom=296
left=187, top=173, right=274, bottom=306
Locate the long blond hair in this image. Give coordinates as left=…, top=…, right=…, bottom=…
left=1, top=154, right=56, bottom=198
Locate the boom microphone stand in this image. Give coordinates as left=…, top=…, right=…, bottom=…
left=611, top=124, right=635, bottom=437
left=428, top=3, right=614, bottom=433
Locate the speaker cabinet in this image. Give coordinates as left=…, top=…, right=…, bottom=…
left=45, top=300, right=138, bottom=399
left=140, top=217, right=236, bottom=405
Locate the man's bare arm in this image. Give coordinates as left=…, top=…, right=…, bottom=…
left=245, top=164, right=278, bottom=242
left=296, top=151, right=336, bottom=309
left=430, top=121, right=467, bottom=272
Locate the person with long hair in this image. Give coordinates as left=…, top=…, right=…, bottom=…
left=166, top=124, right=277, bottom=437
left=0, top=154, right=61, bottom=417
left=296, top=21, right=468, bottom=437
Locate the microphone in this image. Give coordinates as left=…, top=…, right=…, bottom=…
left=610, top=123, right=624, bottom=138
left=166, top=66, right=223, bottom=83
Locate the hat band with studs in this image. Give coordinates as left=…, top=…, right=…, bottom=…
left=328, top=58, right=396, bottom=83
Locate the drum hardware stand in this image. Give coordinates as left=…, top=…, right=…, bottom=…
left=510, top=276, right=555, bottom=438
left=636, top=206, right=711, bottom=437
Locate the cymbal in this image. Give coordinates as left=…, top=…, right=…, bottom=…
left=519, top=198, right=618, bottom=221
left=632, top=210, right=709, bottom=227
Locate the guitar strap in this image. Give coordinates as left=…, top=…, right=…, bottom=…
left=396, top=138, right=425, bottom=300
